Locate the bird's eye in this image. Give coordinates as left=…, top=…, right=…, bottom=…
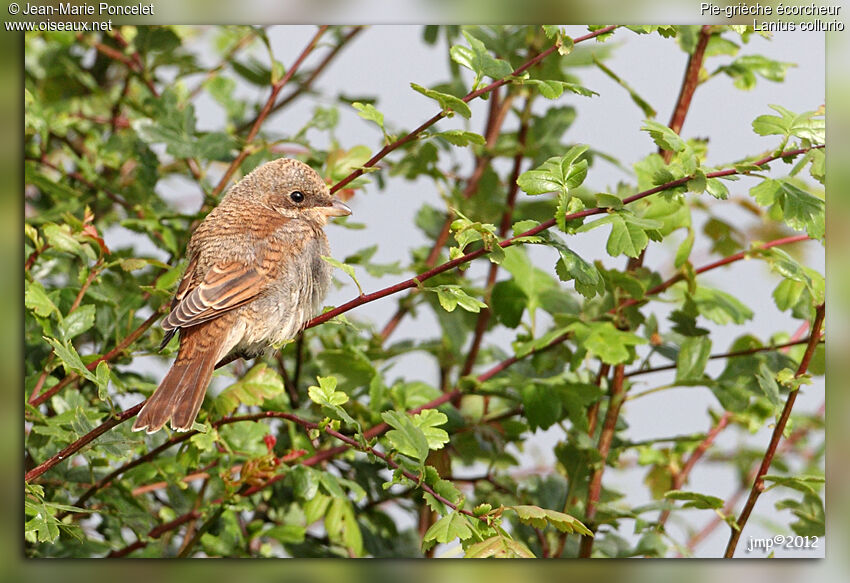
left=290, top=191, right=305, bottom=203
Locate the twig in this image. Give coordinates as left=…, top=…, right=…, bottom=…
left=662, top=25, right=713, bottom=163
left=29, top=311, right=162, bottom=409
left=723, top=303, right=825, bottom=557
left=625, top=336, right=821, bottom=378
left=239, top=26, right=365, bottom=130
left=460, top=96, right=533, bottom=377
left=309, top=146, right=823, bottom=332
left=380, top=85, right=514, bottom=342
left=208, top=26, right=329, bottom=201
left=330, top=25, right=619, bottom=195
left=656, top=412, right=732, bottom=527
left=24, top=403, right=144, bottom=483
left=579, top=364, right=626, bottom=557
left=684, top=401, right=823, bottom=554
left=27, top=196, right=818, bottom=487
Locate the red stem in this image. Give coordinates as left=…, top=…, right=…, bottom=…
left=330, top=25, right=619, bottom=194
left=723, top=303, right=825, bottom=557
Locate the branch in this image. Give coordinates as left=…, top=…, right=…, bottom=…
left=330, top=25, right=619, bottom=195
left=381, top=85, right=514, bottom=341
left=239, top=26, right=365, bottom=131
left=579, top=364, right=626, bottom=557
left=25, top=403, right=144, bottom=483
left=684, top=401, right=823, bottom=554
left=662, top=25, right=713, bottom=162
left=309, top=145, right=823, bottom=332
left=29, top=310, right=162, bottom=409
left=656, top=411, right=732, bottom=527
left=723, top=303, right=825, bottom=557
left=208, top=26, right=329, bottom=201
left=625, top=336, right=821, bottom=378
left=108, top=410, right=485, bottom=557
left=461, top=96, right=533, bottom=376
left=27, top=207, right=816, bottom=486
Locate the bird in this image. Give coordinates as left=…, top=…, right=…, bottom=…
left=132, top=158, right=351, bottom=433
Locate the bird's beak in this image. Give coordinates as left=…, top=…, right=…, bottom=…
left=323, top=199, right=352, bottom=217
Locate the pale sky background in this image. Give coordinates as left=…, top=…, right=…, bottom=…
left=111, top=26, right=825, bottom=557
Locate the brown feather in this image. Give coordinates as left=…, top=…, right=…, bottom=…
left=133, top=317, right=229, bottom=433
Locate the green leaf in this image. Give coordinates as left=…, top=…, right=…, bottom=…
left=325, top=497, right=364, bottom=556
left=59, top=305, right=96, bottom=340
left=429, top=285, right=487, bottom=313
left=422, top=511, right=474, bottom=546
left=465, top=535, right=536, bottom=558
left=410, top=82, right=471, bottom=119
left=450, top=30, right=514, bottom=89
left=676, top=336, right=712, bottom=382
left=577, top=211, right=663, bottom=258
left=751, top=104, right=824, bottom=143
left=522, top=383, right=561, bottom=431
left=412, top=409, right=450, bottom=450
left=568, top=321, right=647, bottom=365
left=764, top=474, right=824, bottom=496
left=510, top=505, right=592, bottom=535
left=321, top=256, right=363, bottom=295
left=705, top=178, right=729, bottom=200
left=308, top=376, right=348, bottom=408
left=215, top=363, right=285, bottom=416
left=308, top=376, right=359, bottom=429
left=555, top=245, right=604, bottom=299
left=691, top=286, right=754, bottom=325
left=43, top=223, right=82, bottom=255
left=642, top=120, right=685, bottom=152
left=382, top=410, right=430, bottom=462
left=263, top=524, right=306, bottom=545
left=664, top=490, right=724, bottom=510
left=352, top=102, right=385, bottom=131
left=756, top=362, right=782, bottom=407
left=716, top=56, right=793, bottom=91
left=523, top=79, right=597, bottom=99
left=434, top=130, right=486, bottom=147
left=517, top=145, right=589, bottom=196
left=44, top=336, right=98, bottom=384
left=25, top=280, right=59, bottom=318
left=491, top=279, right=527, bottom=328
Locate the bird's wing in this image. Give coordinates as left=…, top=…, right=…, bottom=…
left=162, top=259, right=267, bottom=333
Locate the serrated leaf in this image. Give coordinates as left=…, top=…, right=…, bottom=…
left=25, top=280, right=59, bottom=318
left=510, top=505, right=592, bottom=535
left=59, top=305, right=96, bottom=340
left=751, top=104, right=824, bottom=143
left=434, top=130, right=486, bottom=146
left=322, top=256, right=363, bottom=295
left=642, top=120, right=685, bottom=152
left=517, top=145, right=589, bottom=196
left=423, top=511, right=474, bottom=545
left=352, top=102, right=384, bottom=130
left=410, top=82, right=471, bottom=119
left=215, top=363, right=285, bottom=416
left=466, top=535, right=536, bottom=558
left=382, top=410, right=430, bottom=462
left=429, top=285, right=486, bottom=313
left=568, top=321, right=647, bottom=365
left=691, top=286, right=753, bottom=325
left=676, top=336, right=712, bottom=382
left=763, top=474, right=824, bottom=496
left=450, top=30, right=514, bottom=89
left=308, top=376, right=348, bottom=408
left=665, top=490, right=724, bottom=510
left=43, top=336, right=98, bottom=384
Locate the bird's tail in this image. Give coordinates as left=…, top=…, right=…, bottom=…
left=132, top=330, right=222, bottom=433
